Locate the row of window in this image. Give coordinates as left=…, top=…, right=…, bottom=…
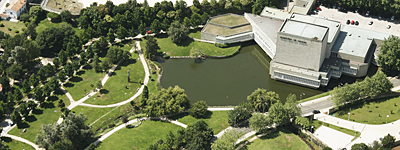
left=274, top=72, right=320, bottom=87
left=342, top=67, right=357, bottom=75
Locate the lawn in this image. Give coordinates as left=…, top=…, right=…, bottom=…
left=168, top=111, right=229, bottom=134
left=72, top=106, right=115, bottom=125
left=245, top=128, right=310, bottom=150
left=141, top=36, right=241, bottom=57
left=96, top=120, right=183, bottom=150
left=188, top=29, right=201, bottom=39
left=3, top=138, right=35, bottom=150
left=334, top=95, right=400, bottom=124
left=208, top=14, right=249, bottom=26
left=36, top=19, right=81, bottom=34
left=8, top=93, right=65, bottom=142
left=83, top=53, right=144, bottom=105
left=0, top=20, right=26, bottom=36
left=203, top=24, right=252, bottom=36
left=311, top=120, right=360, bottom=141
left=298, top=91, right=330, bottom=103
left=63, top=66, right=105, bottom=101
left=89, top=102, right=137, bottom=132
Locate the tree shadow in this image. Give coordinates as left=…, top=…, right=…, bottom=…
left=176, top=37, right=194, bottom=47
left=83, top=65, right=93, bottom=70
left=168, top=112, right=189, bottom=120
left=194, top=111, right=212, bottom=119
left=47, top=95, right=58, bottom=102
left=64, top=82, right=74, bottom=88
left=76, top=70, right=86, bottom=76
left=41, top=102, right=55, bottom=109
left=17, top=122, right=30, bottom=129
left=32, top=109, right=43, bottom=115
left=1, top=137, right=12, bottom=143
left=53, top=89, right=65, bottom=95
left=70, top=76, right=83, bottom=82
left=25, top=115, right=37, bottom=123
left=154, top=33, right=168, bottom=38
left=258, top=130, right=280, bottom=140
left=99, top=89, right=109, bottom=94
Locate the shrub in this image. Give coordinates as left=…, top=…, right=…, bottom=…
left=14, top=30, right=19, bottom=33
left=6, top=3, right=9, bottom=7
left=189, top=101, right=208, bottom=118
left=7, top=28, right=11, bottom=31
left=24, top=22, right=29, bottom=27
left=215, top=43, right=228, bottom=48
left=0, top=23, right=3, bottom=27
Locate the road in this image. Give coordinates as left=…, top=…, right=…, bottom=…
left=300, top=95, right=334, bottom=116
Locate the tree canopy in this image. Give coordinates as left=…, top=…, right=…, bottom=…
left=189, top=100, right=208, bottom=118
left=144, top=86, right=190, bottom=117
left=378, top=35, right=400, bottom=73
left=167, top=21, right=189, bottom=43
left=247, top=88, right=279, bottom=113
left=211, top=129, right=244, bottom=150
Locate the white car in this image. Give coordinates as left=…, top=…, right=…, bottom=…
left=391, top=16, right=395, bottom=20
left=366, top=11, right=370, bottom=16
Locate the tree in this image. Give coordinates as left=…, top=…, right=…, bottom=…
left=11, top=109, right=22, bottom=125
left=284, top=93, right=301, bottom=118
left=29, top=6, right=42, bottom=17
left=44, top=64, right=55, bottom=78
left=58, top=49, right=68, bottom=65
left=72, top=60, right=80, bottom=72
left=190, top=13, right=202, bottom=27
left=86, top=46, right=94, bottom=60
left=8, top=46, right=27, bottom=65
left=53, top=57, right=60, bottom=69
left=139, top=21, right=147, bottom=36
left=189, top=101, right=208, bottom=118
left=47, top=12, right=60, bottom=20
left=294, top=116, right=310, bottom=130
left=150, top=19, right=162, bottom=33
left=268, top=101, right=291, bottom=126
left=107, top=28, right=115, bottom=43
left=378, top=33, right=400, bottom=72
left=144, top=86, right=190, bottom=117
left=27, top=100, right=37, bottom=111
left=13, top=88, right=23, bottom=102
left=227, top=106, right=252, bottom=125
left=22, top=79, right=31, bottom=94
left=211, top=129, right=244, bottom=150
left=48, top=76, right=60, bottom=92
left=29, top=73, right=39, bottom=88
left=93, top=55, right=101, bottom=72
left=19, top=13, right=30, bottom=22
left=19, top=103, right=29, bottom=117
left=249, top=113, right=271, bottom=132
left=43, top=83, right=52, bottom=98
left=35, top=113, right=93, bottom=150
left=167, top=21, right=189, bottom=44
left=60, top=10, right=72, bottom=22
left=116, top=26, right=129, bottom=40
left=351, top=143, right=369, bottom=150
left=144, top=36, right=160, bottom=60
left=0, top=101, right=6, bottom=119
left=201, top=13, right=209, bottom=24
left=37, top=67, right=47, bottom=83
left=247, top=88, right=279, bottom=113
left=381, top=134, right=395, bottom=149
left=57, top=99, right=65, bottom=108
left=96, top=80, right=103, bottom=90
left=79, top=52, right=87, bottom=66
left=184, top=120, right=214, bottom=150
left=105, top=46, right=129, bottom=64
left=6, top=63, right=25, bottom=80
left=58, top=70, right=67, bottom=83
left=140, top=86, right=148, bottom=107
left=34, top=87, right=45, bottom=104
left=64, top=62, right=74, bottom=77
left=183, top=17, right=191, bottom=27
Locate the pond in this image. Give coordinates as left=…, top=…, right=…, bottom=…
left=160, top=42, right=375, bottom=106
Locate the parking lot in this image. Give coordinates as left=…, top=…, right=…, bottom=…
left=314, top=6, right=400, bottom=36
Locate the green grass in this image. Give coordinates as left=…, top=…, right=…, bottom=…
left=84, top=53, right=144, bottom=105
left=36, top=19, right=80, bottom=34
left=96, top=120, right=183, bottom=150
left=188, top=29, right=201, bottom=39
left=0, top=20, right=26, bottom=36
left=8, top=90, right=66, bottom=142
left=298, top=91, right=330, bottom=103
left=141, top=36, right=240, bottom=57
left=311, top=120, right=360, bottom=141
left=168, top=111, right=229, bottom=134
left=63, top=66, right=105, bottom=101
left=90, top=102, right=137, bottom=132
left=244, top=128, right=310, bottom=150
left=334, top=95, right=400, bottom=124
left=3, top=138, right=35, bottom=150
left=72, top=106, right=115, bottom=125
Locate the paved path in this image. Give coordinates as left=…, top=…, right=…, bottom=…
left=314, top=125, right=354, bottom=150
left=207, top=107, right=235, bottom=111
left=3, top=134, right=42, bottom=150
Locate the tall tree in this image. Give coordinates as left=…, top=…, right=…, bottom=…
left=13, top=88, right=23, bottom=102
left=144, top=36, right=160, bottom=60
left=190, top=13, right=202, bottom=27
left=107, top=28, right=115, bottom=43
left=58, top=49, right=68, bottom=66
left=53, top=57, right=60, bottom=69
left=150, top=19, right=162, bottom=34
left=34, top=87, right=45, bottom=104
left=211, top=129, right=244, bottom=150
left=116, top=26, right=129, bottom=40
left=227, top=106, right=252, bottom=125
left=268, top=101, right=291, bottom=126
left=247, top=88, right=279, bottom=113
left=167, top=21, right=189, bottom=43
left=60, top=10, right=72, bottom=22
left=11, top=109, right=22, bottom=125
left=19, top=103, right=29, bottom=117
left=189, top=101, right=208, bottom=118
left=184, top=120, right=214, bottom=149
left=381, top=134, right=396, bottom=149
left=249, top=113, right=272, bottom=132
left=6, top=63, right=25, bottom=80
left=144, top=86, right=190, bottom=117
left=64, top=62, right=74, bottom=78
left=58, top=70, right=67, bottom=83
left=139, top=21, right=147, bottom=35
left=22, top=79, right=31, bottom=94
left=37, top=67, right=47, bottom=82
left=29, top=73, right=39, bottom=88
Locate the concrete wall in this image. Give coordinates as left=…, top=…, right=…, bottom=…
left=274, top=32, right=327, bottom=71
left=245, top=13, right=277, bottom=59
left=201, top=31, right=217, bottom=42
left=215, top=32, right=253, bottom=44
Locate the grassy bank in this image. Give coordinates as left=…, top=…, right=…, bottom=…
left=298, top=92, right=330, bottom=103
left=141, top=35, right=240, bottom=57
left=3, top=138, right=35, bottom=150
left=244, top=128, right=310, bottom=150
left=168, top=111, right=229, bottom=134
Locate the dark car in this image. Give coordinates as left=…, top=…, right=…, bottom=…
left=312, top=110, right=320, bottom=114
left=346, top=20, right=350, bottom=24
left=355, top=21, right=359, bottom=25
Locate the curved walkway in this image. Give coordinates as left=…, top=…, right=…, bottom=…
left=3, top=134, right=42, bottom=150
left=78, top=41, right=150, bottom=108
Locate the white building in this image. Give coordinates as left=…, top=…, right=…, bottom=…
left=4, top=0, right=28, bottom=19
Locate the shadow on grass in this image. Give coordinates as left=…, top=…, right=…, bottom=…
left=76, top=70, right=86, bottom=76
left=64, top=82, right=74, bottom=88
left=54, top=89, right=65, bottom=95
left=168, top=112, right=189, bottom=120
left=17, top=122, right=30, bottom=129
left=100, top=89, right=109, bottom=94
left=83, top=65, right=93, bottom=70
left=1, top=136, right=12, bottom=142
left=41, top=102, right=55, bottom=109
left=176, top=37, right=194, bottom=47
left=25, top=115, right=37, bottom=123
left=70, top=76, right=83, bottom=82
left=32, top=109, right=43, bottom=115
left=47, top=96, right=59, bottom=102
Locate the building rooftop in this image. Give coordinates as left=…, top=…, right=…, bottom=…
left=6, top=0, right=26, bottom=12
left=289, top=0, right=315, bottom=15
left=202, top=24, right=252, bottom=36
left=289, top=14, right=340, bottom=44
left=260, top=7, right=291, bottom=21
left=331, top=25, right=390, bottom=60
left=208, top=13, right=249, bottom=27
left=280, top=19, right=328, bottom=41
left=271, top=61, right=323, bottom=79
left=245, top=13, right=283, bottom=44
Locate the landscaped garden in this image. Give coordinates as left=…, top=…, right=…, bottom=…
left=0, top=20, right=26, bottom=36
left=334, top=95, right=400, bottom=124
left=244, top=128, right=310, bottom=150
left=169, top=111, right=229, bottom=134
left=63, top=66, right=105, bottom=101
left=96, top=120, right=182, bottom=150
left=140, top=35, right=241, bottom=57
left=83, top=53, right=144, bottom=105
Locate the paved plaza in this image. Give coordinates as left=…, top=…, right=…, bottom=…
left=314, top=125, right=354, bottom=150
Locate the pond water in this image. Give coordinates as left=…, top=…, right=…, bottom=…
left=160, top=42, right=375, bottom=106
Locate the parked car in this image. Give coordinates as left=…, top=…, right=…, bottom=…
left=366, top=11, right=370, bottom=16
left=391, top=16, right=395, bottom=20
left=351, top=20, right=355, bottom=25
left=312, top=110, right=320, bottom=114
left=355, top=21, right=359, bottom=25
left=346, top=20, right=350, bottom=24
left=369, top=21, right=373, bottom=25
left=387, top=24, right=391, bottom=29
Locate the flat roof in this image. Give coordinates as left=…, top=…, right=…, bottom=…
left=289, top=0, right=315, bottom=15
left=280, top=19, right=328, bottom=40
left=260, top=7, right=291, bottom=21
left=331, top=25, right=391, bottom=59
left=202, top=24, right=252, bottom=36
left=208, top=14, right=249, bottom=27
left=290, top=14, right=340, bottom=44
left=245, top=13, right=283, bottom=44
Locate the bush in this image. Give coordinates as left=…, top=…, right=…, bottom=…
left=189, top=101, right=208, bottom=118
left=0, top=23, right=3, bottom=27
left=322, top=147, right=332, bottom=150
left=108, top=123, right=115, bottom=128
left=24, top=22, right=29, bottom=27
left=5, top=3, right=9, bottom=7
left=14, top=30, right=19, bottom=33
left=215, top=43, right=228, bottom=48
left=7, top=28, right=11, bottom=31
